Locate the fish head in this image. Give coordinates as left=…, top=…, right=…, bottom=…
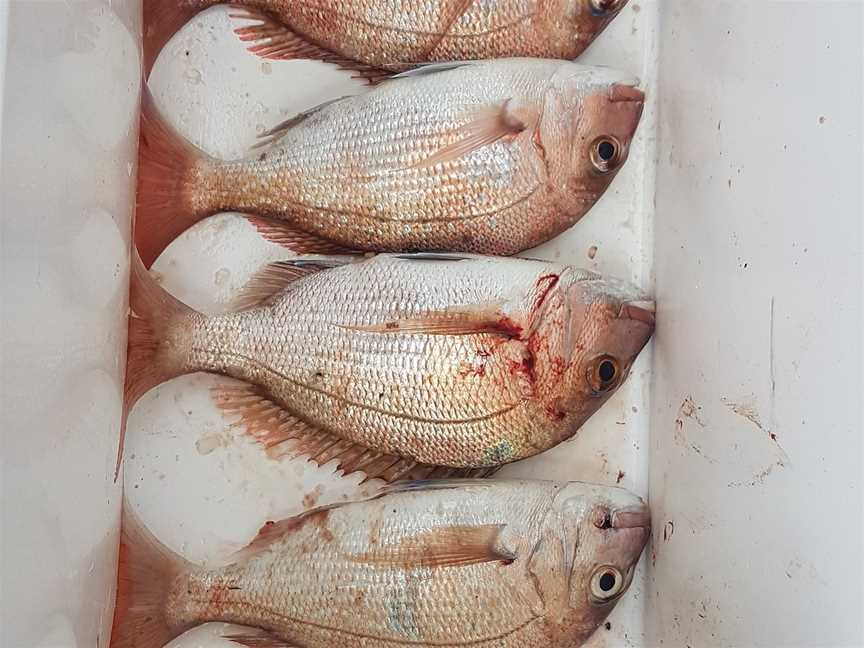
left=543, top=65, right=644, bottom=209
left=545, top=482, right=650, bottom=636
left=569, top=0, right=630, bottom=40
left=545, top=273, right=653, bottom=425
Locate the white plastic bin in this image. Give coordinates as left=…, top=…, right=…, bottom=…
left=0, top=1, right=861, bottom=647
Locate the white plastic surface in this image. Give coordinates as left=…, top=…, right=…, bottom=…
left=0, top=1, right=141, bottom=646
left=128, top=3, right=657, bottom=647
left=648, top=3, right=864, bottom=647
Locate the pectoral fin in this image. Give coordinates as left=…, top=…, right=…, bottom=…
left=226, top=627, right=298, bottom=647
left=342, top=302, right=523, bottom=337
left=409, top=99, right=528, bottom=170
left=350, top=524, right=516, bottom=569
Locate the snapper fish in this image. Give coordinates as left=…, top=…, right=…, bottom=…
left=111, top=478, right=651, bottom=648
left=136, top=58, right=644, bottom=267
left=143, top=0, right=630, bottom=78
left=120, top=252, right=654, bottom=481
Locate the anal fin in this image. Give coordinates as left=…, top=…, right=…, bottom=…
left=228, top=7, right=391, bottom=84
left=212, top=383, right=499, bottom=483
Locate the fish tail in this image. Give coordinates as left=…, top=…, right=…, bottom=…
left=111, top=504, right=190, bottom=648
left=117, top=249, right=201, bottom=478
left=136, top=88, right=215, bottom=268
left=143, top=0, right=217, bottom=77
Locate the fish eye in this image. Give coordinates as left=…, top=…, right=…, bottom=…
left=590, top=0, right=627, bottom=17
left=587, top=355, right=620, bottom=394
left=590, top=566, right=625, bottom=602
left=590, top=136, right=622, bottom=174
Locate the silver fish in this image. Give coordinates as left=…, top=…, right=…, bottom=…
left=111, top=479, right=651, bottom=648
left=122, top=253, right=654, bottom=481
left=136, top=59, right=644, bottom=267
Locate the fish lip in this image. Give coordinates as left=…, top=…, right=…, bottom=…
left=619, top=300, right=656, bottom=327
left=613, top=506, right=651, bottom=530
left=609, top=84, right=645, bottom=103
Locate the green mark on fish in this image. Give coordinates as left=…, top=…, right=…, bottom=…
left=482, top=440, right=515, bottom=465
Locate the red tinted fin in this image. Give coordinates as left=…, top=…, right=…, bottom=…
left=136, top=89, right=214, bottom=268
left=348, top=524, right=516, bottom=569
left=244, top=216, right=354, bottom=255
left=229, top=7, right=391, bottom=84
left=211, top=383, right=490, bottom=483
left=120, top=250, right=199, bottom=479
left=408, top=99, right=528, bottom=170
left=340, top=301, right=522, bottom=337
left=228, top=258, right=339, bottom=311
left=110, top=504, right=191, bottom=648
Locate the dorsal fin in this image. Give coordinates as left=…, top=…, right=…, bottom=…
left=229, top=258, right=351, bottom=311
left=253, top=95, right=354, bottom=149
left=388, top=61, right=477, bottom=80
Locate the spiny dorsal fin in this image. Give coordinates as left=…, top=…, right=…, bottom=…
left=252, top=95, right=354, bottom=149
left=228, top=258, right=350, bottom=311
left=348, top=524, right=516, bottom=569
left=378, top=478, right=498, bottom=495
left=229, top=7, right=391, bottom=85
left=388, top=61, right=478, bottom=80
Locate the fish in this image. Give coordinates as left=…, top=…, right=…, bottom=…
left=121, top=251, right=654, bottom=481
left=136, top=58, right=645, bottom=268
left=143, top=0, right=631, bottom=79
left=110, top=478, right=651, bottom=648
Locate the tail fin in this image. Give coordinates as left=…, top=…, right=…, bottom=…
left=117, top=250, right=201, bottom=478
left=136, top=89, right=214, bottom=268
left=111, top=504, right=191, bottom=648
left=143, top=0, right=216, bottom=78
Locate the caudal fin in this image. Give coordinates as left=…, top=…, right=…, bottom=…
left=117, top=250, right=201, bottom=478
left=143, top=0, right=217, bottom=77
left=111, top=504, right=191, bottom=648
left=136, top=89, right=214, bottom=268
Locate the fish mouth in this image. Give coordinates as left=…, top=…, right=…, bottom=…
left=612, top=505, right=651, bottom=530
left=609, top=84, right=645, bottom=104
left=619, top=300, right=655, bottom=327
